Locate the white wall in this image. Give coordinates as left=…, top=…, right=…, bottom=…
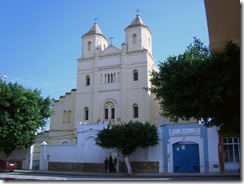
left=39, top=123, right=164, bottom=172
left=39, top=123, right=219, bottom=173
left=207, top=127, right=220, bottom=172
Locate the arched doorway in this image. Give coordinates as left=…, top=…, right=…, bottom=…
left=173, top=141, right=200, bottom=173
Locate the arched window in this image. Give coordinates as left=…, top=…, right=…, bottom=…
left=104, top=106, right=109, bottom=120
left=133, top=103, right=139, bottom=118
left=133, top=34, right=137, bottom=44
left=117, top=72, right=120, bottom=82
left=103, top=101, right=116, bottom=121
left=133, top=69, right=138, bottom=81
left=63, top=110, right=67, bottom=123
left=88, top=41, right=91, bottom=51
left=104, top=74, right=107, bottom=84
left=111, top=73, right=113, bottom=83
left=67, top=110, right=71, bottom=123
left=111, top=105, right=115, bottom=119
left=60, top=139, right=71, bottom=145
left=108, top=74, right=110, bottom=83
left=86, top=75, right=90, bottom=86
left=100, top=74, right=103, bottom=84
left=84, top=107, right=89, bottom=121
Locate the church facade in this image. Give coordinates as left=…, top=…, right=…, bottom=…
left=35, top=14, right=222, bottom=173
left=49, top=15, right=162, bottom=144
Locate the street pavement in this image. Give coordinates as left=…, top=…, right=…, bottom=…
left=0, top=169, right=240, bottom=181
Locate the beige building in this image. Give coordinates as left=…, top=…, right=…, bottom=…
left=204, top=0, right=240, bottom=53
left=49, top=15, right=162, bottom=144
left=204, top=0, right=240, bottom=171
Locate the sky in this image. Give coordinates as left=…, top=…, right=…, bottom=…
left=0, top=0, right=210, bottom=100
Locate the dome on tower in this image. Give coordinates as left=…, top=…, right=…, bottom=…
left=82, top=23, right=104, bottom=38
left=124, top=15, right=149, bottom=31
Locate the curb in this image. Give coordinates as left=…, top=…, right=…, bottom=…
left=16, top=169, right=241, bottom=178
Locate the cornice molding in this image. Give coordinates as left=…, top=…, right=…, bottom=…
left=98, top=65, right=120, bottom=71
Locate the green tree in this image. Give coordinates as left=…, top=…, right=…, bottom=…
left=148, top=38, right=240, bottom=136
left=0, top=80, right=52, bottom=156
left=95, top=121, right=159, bottom=174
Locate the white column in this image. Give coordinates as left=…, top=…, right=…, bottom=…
left=39, top=141, right=48, bottom=171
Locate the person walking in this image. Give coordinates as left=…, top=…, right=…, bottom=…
left=108, top=156, right=114, bottom=172
left=104, top=157, right=108, bottom=172
left=113, top=157, right=117, bottom=172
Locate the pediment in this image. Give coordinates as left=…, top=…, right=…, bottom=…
left=100, top=45, right=121, bottom=56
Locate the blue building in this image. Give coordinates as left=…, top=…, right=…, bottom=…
left=161, top=121, right=220, bottom=173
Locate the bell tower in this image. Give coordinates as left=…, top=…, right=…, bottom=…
left=81, top=22, right=108, bottom=58
left=124, top=13, right=152, bottom=54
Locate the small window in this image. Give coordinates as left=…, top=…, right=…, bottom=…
left=133, top=34, right=137, bottom=44
left=111, top=107, right=115, bottom=119
left=133, top=70, right=138, bottom=81
left=63, top=110, right=67, bottom=123
left=104, top=108, right=109, bottom=119
left=108, top=74, right=110, bottom=83
left=133, top=104, right=139, bottom=118
left=111, top=73, right=113, bottom=83
left=84, top=107, right=89, bottom=121
left=86, top=75, right=90, bottom=86
left=67, top=110, right=71, bottom=123
left=100, top=74, right=103, bottom=84
left=105, top=74, right=107, bottom=84
left=88, top=41, right=91, bottom=51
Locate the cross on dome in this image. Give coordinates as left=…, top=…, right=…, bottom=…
left=109, top=36, right=114, bottom=45
left=136, top=8, right=140, bottom=16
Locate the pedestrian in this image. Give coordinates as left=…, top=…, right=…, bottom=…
left=104, top=157, right=108, bottom=172
left=108, top=156, right=114, bottom=172
left=113, top=157, right=117, bottom=172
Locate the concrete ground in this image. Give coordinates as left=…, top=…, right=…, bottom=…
left=18, top=169, right=241, bottom=178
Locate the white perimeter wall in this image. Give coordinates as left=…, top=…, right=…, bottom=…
left=39, top=123, right=218, bottom=173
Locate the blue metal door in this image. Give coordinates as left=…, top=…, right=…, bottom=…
left=173, top=142, right=200, bottom=172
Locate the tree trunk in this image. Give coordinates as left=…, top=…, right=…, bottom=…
left=124, top=156, right=132, bottom=174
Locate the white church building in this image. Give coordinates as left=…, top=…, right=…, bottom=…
left=49, top=14, right=162, bottom=145
left=36, top=14, right=221, bottom=173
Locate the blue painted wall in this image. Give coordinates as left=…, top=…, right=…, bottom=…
left=162, top=122, right=209, bottom=173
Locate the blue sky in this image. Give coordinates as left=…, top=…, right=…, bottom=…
left=0, top=0, right=209, bottom=100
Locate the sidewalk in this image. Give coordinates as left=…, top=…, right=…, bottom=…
left=17, top=169, right=241, bottom=178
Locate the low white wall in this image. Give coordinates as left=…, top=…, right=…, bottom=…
left=39, top=143, right=78, bottom=170
left=45, top=144, right=78, bottom=162
left=39, top=124, right=163, bottom=171
left=39, top=123, right=219, bottom=173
